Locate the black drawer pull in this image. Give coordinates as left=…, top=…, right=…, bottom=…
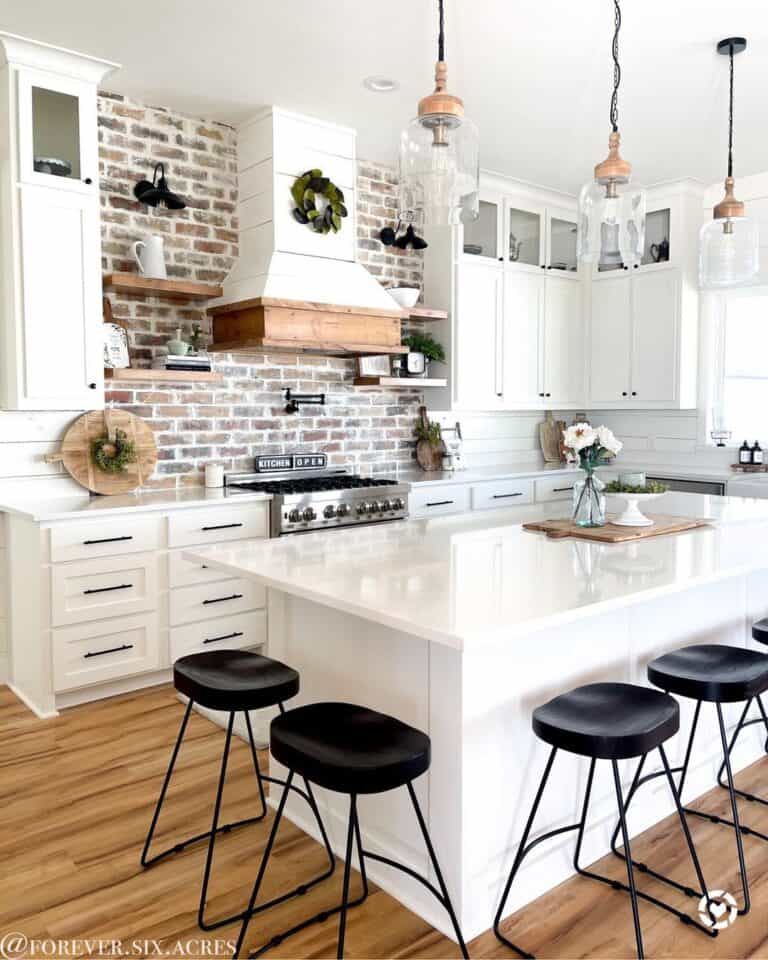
left=492, top=492, right=523, bottom=499
left=203, top=631, right=245, bottom=645
left=84, top=643, right=133, bottom=659
left=426, top=500, right=454, bottom=508
left=203, top=593, right=244, bottom=605
left=82, top=535, right=133, bottom=545
left=83, top=583, right=133, bottom=595
left=552, top=486, right=574, bottom=493
left=202, top=522, right=243, bottom=532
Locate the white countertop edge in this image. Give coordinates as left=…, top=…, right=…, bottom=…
left=185, top=536, right=767, bottom=652
left=0, top=488, right=273, bottom=522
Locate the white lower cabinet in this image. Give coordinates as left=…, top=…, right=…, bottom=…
left=535, top=475, right=577, bottom=502
left=472, top=478, right=533, bottom=510
left=6, top=499, right=270, bottom=716
left=409, top=484, right=473, bottom=519
left=409, top=472, right=579, bottom=520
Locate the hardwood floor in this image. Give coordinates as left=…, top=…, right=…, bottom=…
left=2, top=684, right=768, bottom=959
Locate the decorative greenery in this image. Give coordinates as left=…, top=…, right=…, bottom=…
left=414, top=416, right=443, bottom=449
left=402, top=331, right=446, bottom=364
left=604, top=479, right=668, bottom=495
left=188, top=322, right=204, bottom=354
left=290, top=168, right=348, bottom=234
left=91, top=429, right=137, bottom=474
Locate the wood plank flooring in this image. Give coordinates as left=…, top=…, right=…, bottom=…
left=2, top=684, right=768, bottom=959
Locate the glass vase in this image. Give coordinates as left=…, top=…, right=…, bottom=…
left=572, top=472, right=606, bottom=527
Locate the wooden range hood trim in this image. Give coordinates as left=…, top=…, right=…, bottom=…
left=210, top=296, right=408, bottom=358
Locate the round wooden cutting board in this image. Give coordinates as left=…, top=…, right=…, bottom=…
left=49, top=410, right=158, bottom=495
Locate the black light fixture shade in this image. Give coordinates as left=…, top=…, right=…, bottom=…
left=133, top=162, right=186, bottom=209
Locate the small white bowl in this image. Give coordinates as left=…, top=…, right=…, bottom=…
left=608, top=492, right=666, bottom=526
left=387, top=287, right=420, bottom=309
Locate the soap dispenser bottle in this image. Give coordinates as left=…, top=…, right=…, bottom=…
left=752, top=441, right=764, bottom=465
left=739, top=440, right=752, bottom=464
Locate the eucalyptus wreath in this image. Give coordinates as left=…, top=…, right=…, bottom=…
left=291, top=168, right=348, bottom=234
left=91, top=429, right=137, bottom=474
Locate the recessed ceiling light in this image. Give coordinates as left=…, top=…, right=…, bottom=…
left=363, top=76, right=399, bottom=93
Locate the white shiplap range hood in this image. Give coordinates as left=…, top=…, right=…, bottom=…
left=210, top=107, right=406, bottom=357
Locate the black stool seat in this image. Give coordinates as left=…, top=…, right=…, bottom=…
left=270, top=702, right=430, bottom=794
left=648, top=644, right=768, bottom=703
left=752, top=618, right=768, bottom=645
left=174, top=649, right=299, bottom=711
left=532, top=682, right=679, bottom=759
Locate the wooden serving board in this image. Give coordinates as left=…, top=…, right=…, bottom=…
left=523, top=515, right=712, bottom=543
left=45, top=410, right=157, bottom=495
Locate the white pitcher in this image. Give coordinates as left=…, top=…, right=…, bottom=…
left=131, top=234, right=167, bottom=279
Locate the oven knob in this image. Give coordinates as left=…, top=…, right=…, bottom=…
left=302, top=507, right=316, bottom=522
left=323, top=504, right=336, bottom=519
left=368, top=501, right=381, bottom=514
left=391, top=497, right=405, bottom=511
left=356, top=501, right=368, bottom=516
left=288, top=508, right=301, bottom=523
left=336, top=503, right=351, bottom=517
left=379, top=500, right=392, bottom=513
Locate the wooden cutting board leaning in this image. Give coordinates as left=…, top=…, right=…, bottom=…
left=523, top=515, right=712, bottom=543
left=44, top=409, right=158, bottom=495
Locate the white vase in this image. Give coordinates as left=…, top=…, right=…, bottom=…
left=132, top=234, right=167, bottom=279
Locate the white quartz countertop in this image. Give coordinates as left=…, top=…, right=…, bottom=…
left=0, top=486, right=272, bottom=522
left=186, top=492, right=768, bottom=650
left=395, top=463, right=581, bottom=487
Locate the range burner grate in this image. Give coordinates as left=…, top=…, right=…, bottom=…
left=229, top=475, right=398, bottom=495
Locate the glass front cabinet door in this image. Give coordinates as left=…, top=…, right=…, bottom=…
left=545, top=206, right=578, bottom=277
left=505, top=200, right=545, bottom=271
left=461, top=196, right=502, bottom=262
left=16, top=71, right=98, bottom=193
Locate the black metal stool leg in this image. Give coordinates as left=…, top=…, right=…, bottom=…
left=234, top=770, right=295, bottom=959
left=141, top=699, right=194, bottom=867
left=714, top=698, right=768, bottom=807
left=407, top=780, right=469, bottom=959
left=336, top=795, right=357, bottom=960
left=612, top=759, right=644, bottom=960
left=494, top=747, right=559, bottom=958
left=716, top=702, right=751, bottom=915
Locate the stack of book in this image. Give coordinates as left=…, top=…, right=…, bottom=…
left=151, top=353, right=212, bottom=373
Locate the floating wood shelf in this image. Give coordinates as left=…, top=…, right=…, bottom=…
left=103, top=273, right=223, bottom=300
left=210, top=338, right=407, bottom=357
left=353, top=376, right=447, bottom=388
left=406, top=307, right=448, bottom=322
left=105, top=368, right=224, bottom=384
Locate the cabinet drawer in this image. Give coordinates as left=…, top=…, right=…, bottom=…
left=50, top=515, right=162, bottom=563
left=168, top=548, right=237, bottom=588
left=168, top=503, right=268, bottom=548
left=52, top=612, right=161, bottom=692
left=472, top=479, right=533, bottom=511
left=409, top=484, right=471, bottom=519
left=170, top=610, right=267, bottom=662
left=170, top=577, right=266, bottom=626
left=51, top=552, right=158, bottom=626
left=534, top=475, right=578, bottom=503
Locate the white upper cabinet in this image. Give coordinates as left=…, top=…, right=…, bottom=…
left=543, top=274, right=584, bottom=404
left=501, top=272, right=543, bottom=406
left=589, top=276, right=633, bottom=403
left=454, top=260, right=503, bottom=409
left=0, top=33, right=117, bottom=410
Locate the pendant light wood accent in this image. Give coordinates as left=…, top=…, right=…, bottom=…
left=594, top=131, right=632, bottom=184
left=713, top=175, right=746, bottom=220
left=418, top=61, right=464, bottom=123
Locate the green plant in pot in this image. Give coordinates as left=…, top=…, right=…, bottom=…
left=402, top=332, right=446, bottom=378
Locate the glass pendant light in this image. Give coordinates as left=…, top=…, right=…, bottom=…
left=398, top=0, right=479, bottom=227
left=578, top=0, right=645, bottom=268
left=699, top=38, right=759, bottom=289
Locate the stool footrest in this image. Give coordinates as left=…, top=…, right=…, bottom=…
left=684, top=806, right=768, bottom=844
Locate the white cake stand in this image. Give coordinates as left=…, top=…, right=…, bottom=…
left=609, top=492, right=665, bottom=526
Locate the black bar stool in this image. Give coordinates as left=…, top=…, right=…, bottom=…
left=233, top=701, right=468, bottom=960
left=141, top=649, right=335, bottom=931
left=636, top=642, right=768, bottom=916
left=493, top=682, right=717, bottom=960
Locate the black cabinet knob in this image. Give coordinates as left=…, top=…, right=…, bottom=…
left=631, top=391, right=637, bottom=396
left=498, top=257, right=504, bottom=262
left=88, top=382, right=97, bottom=389
left=83, top=177, right=93, bottom=185
left=633, top=264, right=639, bottom=269
left=622, top=391, right=628, bottom=397
left=540, top=264, right=546, bottom=269
left=545, top=392, right=551, bottom=397
left=546, top=265, right=552, bottom=270
left=623, top=265, right=629, bottom=271
left=538, top=392, right=544, bottom=397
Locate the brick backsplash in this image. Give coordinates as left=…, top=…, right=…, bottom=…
left=98, top=92, right=427, bottom=488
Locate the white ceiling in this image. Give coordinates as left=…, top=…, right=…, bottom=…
left=1, top=0, right=766, bottom=194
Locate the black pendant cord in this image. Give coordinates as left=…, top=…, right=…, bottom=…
left=610, top=0, right=621, bottom=132
left=727, top=44, right=735, bottom=178
left=437, top=0, right=445, bottom=61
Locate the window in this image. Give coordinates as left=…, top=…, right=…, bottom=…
left=717, top=290, right=768, bottom=443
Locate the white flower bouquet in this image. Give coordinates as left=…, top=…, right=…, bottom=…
left=563, top=423, right=622, bottom=474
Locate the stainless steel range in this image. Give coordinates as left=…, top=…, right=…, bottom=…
left=224, top=456, right=409, bottom=537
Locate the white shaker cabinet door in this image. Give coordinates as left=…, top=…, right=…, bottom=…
left=543, top=274, right=584, bottom=406
left=454, top=260, right=503, bottom=410
left=501, top=271, right=543, bottom=407
left=589, top=275, right=632, bottom=405
left=630, top=268, right=680, bottom=406
left=17, top=185, right=102, bottom=409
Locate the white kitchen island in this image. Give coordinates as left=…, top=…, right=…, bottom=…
left=186, top=492, right=768, bottom=942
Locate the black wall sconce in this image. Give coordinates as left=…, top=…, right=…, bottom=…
left=133, top=162, right=186, bottom=209
left=379, top=221, right=428, bottom=250
left=284, top=388, right=326, bottom=415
